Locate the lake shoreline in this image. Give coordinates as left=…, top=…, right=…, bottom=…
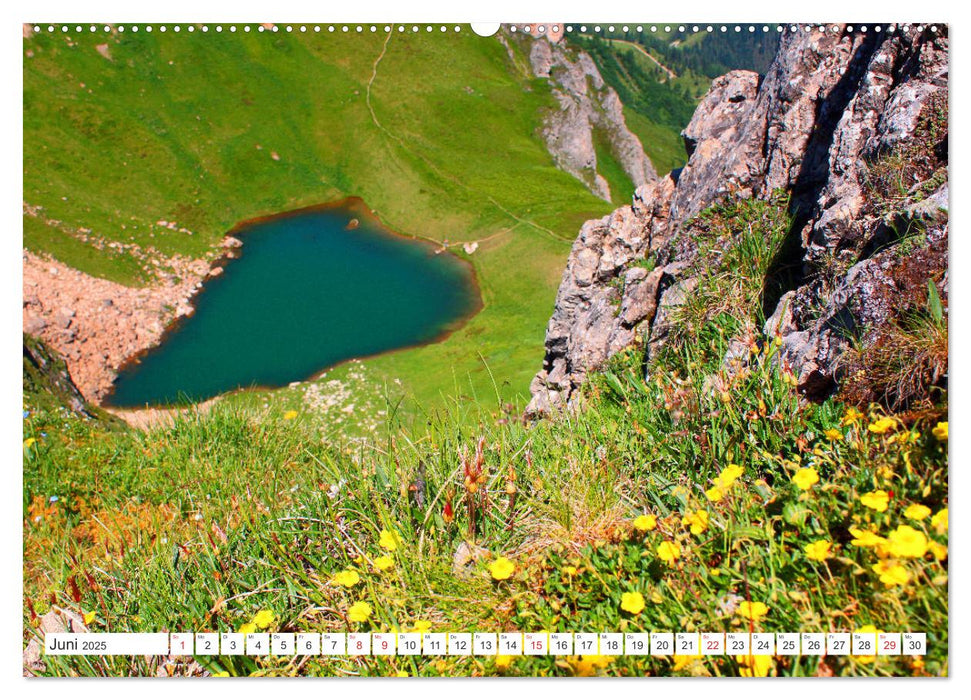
left=99, top=197, right=485, bottom=412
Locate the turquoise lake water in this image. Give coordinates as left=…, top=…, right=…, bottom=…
left=106, top=203, right=480, bottom=407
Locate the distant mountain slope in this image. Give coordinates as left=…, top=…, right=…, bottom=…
left=630, top=26, right=780, bottom=78
left=500, top=28, right=656, bottom=205
left=23, top=27, right=610, bottom=286
left=569, top=28, right=781, bottom=174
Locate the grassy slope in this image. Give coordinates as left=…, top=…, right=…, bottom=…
left=622, top=108, right=686, bottom=176
left=609, top=39, right=711, bottom=100
left=24, top=28, right=614, bottom=410
left=23, top=320, right=949, bottom=679
left=23, top=195, right=948, bottom=678
left=591, top=127, right=637, bottom=206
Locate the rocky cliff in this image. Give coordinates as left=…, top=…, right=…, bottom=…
left=528, top=24, right=948, bottom=414
left=501, top=29, right=657, bottom=201
left=23, top=333, right=123, bottom=425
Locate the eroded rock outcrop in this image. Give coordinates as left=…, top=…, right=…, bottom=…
left=22, top=251, right=211, bottom=402
left=501, top=28, right=657, bottom=201
left=529, top=24, right=948, bottom=414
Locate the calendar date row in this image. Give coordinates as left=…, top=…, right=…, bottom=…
left=45, top=631, right=927, bottom=657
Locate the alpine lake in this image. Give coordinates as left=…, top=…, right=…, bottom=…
left=106, top=199, right=481, bottom=407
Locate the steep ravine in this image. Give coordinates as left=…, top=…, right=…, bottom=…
left=528, top=25, right=948, bottom=414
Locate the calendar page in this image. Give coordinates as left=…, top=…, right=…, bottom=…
left=21, top=5, right=949, bottom=681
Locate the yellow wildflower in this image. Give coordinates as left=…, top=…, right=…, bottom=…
left=632, top=514, right=657, bottom=532
left=672, top=654, right=702, bottom=672
left=238, top=622, right=257, bottom=635
left=83, top=611, right=96, bottom=626
left=282, top=410, right=298, bottom=420
left=570, top=655, right=614, bottom=676
left=849, top=527, right=886, bottom=548
left=411, top=620, right=432, bottom=633
left=682, top=509, right=709, bottom=535
left=489, top=556, right=516, bottom=581
left=867, top=417, right=897, bottom=434
left=842, top=407, right=865, bottom=425
left=737, top=601, right=769, bottom=623
left=23, top=437, right=36, bottom=449
left=716, top=464, right=744, bottom=489
left=804, top=540, right=832, bottom=561
left=931, top=507, right=948, bottom=535
left=824, top=428, right=843, bottom=441
left=212, top=671, right=230, bottom=677
left=657, top=541, right=681, bottom=565
left=889, top=430, right=918, bottom=445
left=374, top=555, right=395, bottom=571
left=562, top=565, right=578, bottom=577
left=932, top=421, right=948, bottom=441
left=395, top=670, right=409, bottom=677
left=620, top=591, right=645, bottom=615
left=860, top=490, right=890, bottom=512
left=872, top=560, right=910, bottom=587
left=736, top=654, right=774, bottom=677
left=928, top=541, right=948, bottom=560
left=347, top=601, right=372, bottom=622
left=791, top=468, right=819, bottom=491
left=252, top=610, right=274, bottom=629
left=887, top=525, right=928, bottom=558
left=332, top=570, right=361, bottom=587
left=904, top=504, right=931, bottom=521
left=705, top=486, right=724, bottom=502
left=379, top=529, right=401, bottom=551
left=494, top=655, right=513, bottom=671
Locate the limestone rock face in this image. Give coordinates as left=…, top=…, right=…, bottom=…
left=529, top=25, right=948, bottom=414
left=503, top=29, right=657, bottom=201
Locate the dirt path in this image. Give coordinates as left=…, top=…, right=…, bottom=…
left=366, top=29, right=394, bottom=134
left=611, top=39, right=677, bottom=81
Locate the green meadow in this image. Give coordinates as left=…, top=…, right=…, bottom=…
left=24, top=26, right=634, bottom=411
